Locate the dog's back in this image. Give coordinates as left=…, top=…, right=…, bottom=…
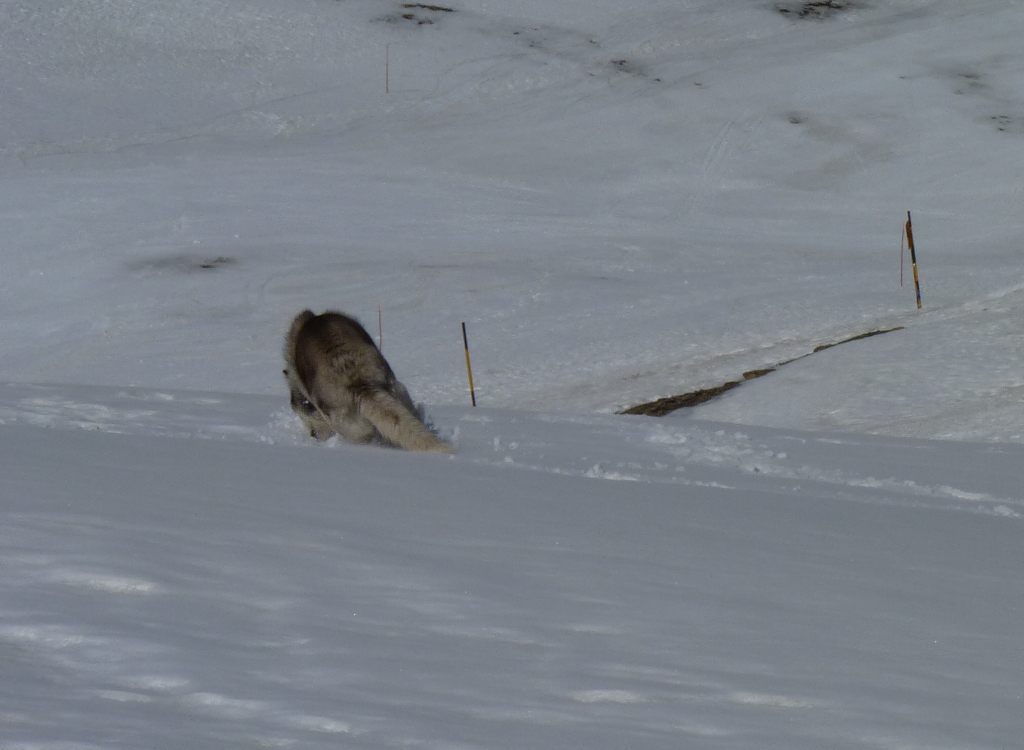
left=284, top=309, right=451, bottom=452
left=291, top=311, right=390, bottom=398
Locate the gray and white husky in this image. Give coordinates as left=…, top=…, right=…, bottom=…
left=283, top=310, right=452, bottom=452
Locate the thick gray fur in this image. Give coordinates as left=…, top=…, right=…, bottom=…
left=283, top=309, right=452, bottom=452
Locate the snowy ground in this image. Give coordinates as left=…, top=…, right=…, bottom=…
left=1, top=1, right=1023, bottom=748
left=2, top=386, right=1022, bottom=749
left=4, top=0, right=1023, bottom=428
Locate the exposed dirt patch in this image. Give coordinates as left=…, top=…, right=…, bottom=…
left=775, top=1, right=858, bottom=19
left=197, top=256, right=235, bottom=270
left=809, top=326, right=903, bottom=354
left=620, top=326, right=903, bottom=417
left=379, top=3, right=454, bottom=25
left=622, top=371, right=767, bottom=417
left=127, top=254, right=237, bottom=274
left=402, top=3, right=453, bottom=11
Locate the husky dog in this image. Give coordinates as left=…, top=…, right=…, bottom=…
left=283, top=310, right=452, bottom=452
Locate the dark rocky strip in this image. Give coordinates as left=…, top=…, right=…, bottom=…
left=621, top=327, right=903, bottom=417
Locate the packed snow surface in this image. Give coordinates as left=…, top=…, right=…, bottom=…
left=2, top=387, right=1022, bottom=749
left=1, top=0, right=1022, bottom=748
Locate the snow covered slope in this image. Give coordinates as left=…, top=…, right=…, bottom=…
left=2, top=385, right=1022, bottom=749
left=2, top=0, right=1022, bottom=435
left=2, top=1, right=1023, bottom=747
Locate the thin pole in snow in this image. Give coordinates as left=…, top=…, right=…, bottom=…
left=905, top=211, right=923, bottom=309
left=462, top=322, right=477, bottom=407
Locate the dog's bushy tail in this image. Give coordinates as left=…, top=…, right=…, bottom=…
left=357, top=388, right=453, bottom=453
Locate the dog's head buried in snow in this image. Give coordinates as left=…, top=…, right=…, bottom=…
left=283, top=309, right=452, bottom=452
left=286, top=380, right=335, bottom=441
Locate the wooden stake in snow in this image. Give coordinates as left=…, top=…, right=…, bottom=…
left=461, top=322, right=477, bottom=407
left=905, top=211, right=923, bottom=309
